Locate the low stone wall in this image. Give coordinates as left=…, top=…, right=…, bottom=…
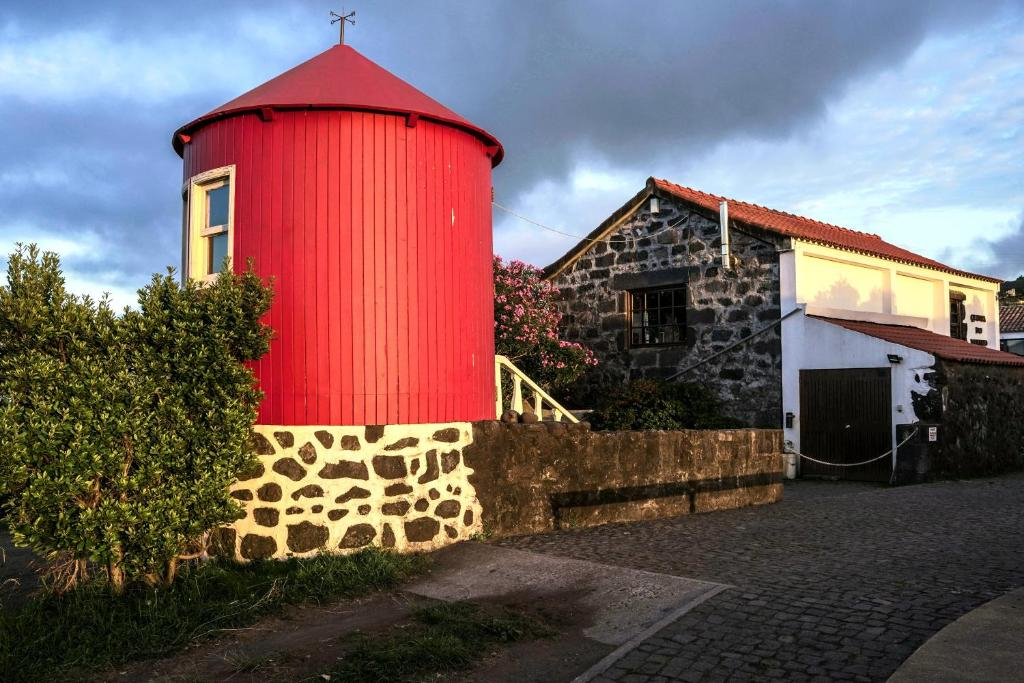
left=910, top=360, right=1024, bottom=478
left=463, top=421, right=784, bottom=538
left=218, top=423, right=482, bottom=560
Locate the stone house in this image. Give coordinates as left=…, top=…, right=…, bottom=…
left=999, top=304, right=1024, bottom=355
left=546, top=179, right=786, bottom=427
left=545, top=178, right=1024, bottom=480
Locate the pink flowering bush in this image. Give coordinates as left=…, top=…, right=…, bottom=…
left=494, top=256, right=597, bottom=391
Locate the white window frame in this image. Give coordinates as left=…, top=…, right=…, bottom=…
left=183, top=165, right=236, bottom=283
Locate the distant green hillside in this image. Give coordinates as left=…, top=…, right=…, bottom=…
left=1001, top=276, right=1024, bottom=303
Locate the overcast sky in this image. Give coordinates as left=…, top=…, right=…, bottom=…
left=1, top=1, right=1022, bottom=306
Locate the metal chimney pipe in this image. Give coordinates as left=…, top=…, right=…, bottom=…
left=720, top=200, right=731, bottom=268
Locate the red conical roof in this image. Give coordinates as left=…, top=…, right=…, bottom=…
left=173, top=44, right=502, bottom=165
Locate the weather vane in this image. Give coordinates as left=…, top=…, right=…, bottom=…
left=330, top=9, right=356, bottom=45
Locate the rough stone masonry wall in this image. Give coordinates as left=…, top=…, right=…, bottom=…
left=911, top=361, right=1024, bottom=478
left=463, top=421, right=784, bottom=538
left=552, top=196, right=786, bottom=427
left=219, top=423, right=482, bottom=560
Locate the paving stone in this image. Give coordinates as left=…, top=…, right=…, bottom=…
left=500, top=474, right=1024, bottom=682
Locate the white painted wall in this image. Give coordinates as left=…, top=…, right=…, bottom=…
left=778, top=240, right=999, bottom=474
left=791, top=241, right=1000, bottom=347
left=781, top=312, right=935, bottom=467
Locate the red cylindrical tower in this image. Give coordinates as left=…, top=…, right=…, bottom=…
left=173, top=45, right=502, bottom=426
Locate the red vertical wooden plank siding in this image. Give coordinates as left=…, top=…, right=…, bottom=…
left=314, top=112, right=330, bottom=424
left=280, top=114, right=296, bottom=424
left=338, top=114, right=355, bottom=425
left=350, top=114, right=366, bottom=426
left=455, top=136, right=468, bottom=413
left=443, top=127, right=455, bottom=421
left=385, top=117, right=399, bottom=423
left=425, top=125, right=438, bottom=421
left=395, top=121, right=409, bottom=423
left=185, top=112, right=494, bottom=426
left=373, top=115, right=388, bottom=423
left=405, top=124, right=419, bottom=423
left=326, top=114, right=341, bottom=423
left=302, top=113, right=316, bottom=423
left=362, top=115, right=376, bottom=424
left=414, top=124, right=428, bottom=423
left=270, top=115, right=285, bottom=423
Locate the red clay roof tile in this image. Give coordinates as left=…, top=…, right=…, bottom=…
left=652, top=179, right=999, bottom=284
left=811, top=316, right=1024, bottom=366
left=1000, top=305, right=1024, bottom=334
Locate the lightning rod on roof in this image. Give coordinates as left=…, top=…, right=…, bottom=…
left=330, top=8, right=356, bottom=45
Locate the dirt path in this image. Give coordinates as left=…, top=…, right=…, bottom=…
left=108, top=592, right=422, bottom=682
left=98, top=543, right=720, bottom=682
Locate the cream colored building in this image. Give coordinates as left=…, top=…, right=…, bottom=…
left=783, top=241, right=1000, bottom=347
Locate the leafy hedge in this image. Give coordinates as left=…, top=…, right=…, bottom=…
left=0, top=245, right=273, bottom=592
left=587, top=379, right=745, bottom=431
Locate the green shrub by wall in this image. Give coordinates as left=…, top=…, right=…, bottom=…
left=587, top=379, right=745, bottom=431
left=0, top=245, right=273, bottom=592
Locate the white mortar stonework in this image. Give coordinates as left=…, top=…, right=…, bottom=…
left=218, top=422, right=482, bottom=561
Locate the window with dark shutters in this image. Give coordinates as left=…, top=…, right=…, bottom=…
left=949, top=292, right=968, bottom=340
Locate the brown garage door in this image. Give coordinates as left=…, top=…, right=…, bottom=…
left=799, top=368, right=893, bottom=483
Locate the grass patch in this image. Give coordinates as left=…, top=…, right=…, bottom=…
left=324, top=601, right=554, bottom=682
left=0, top=549, right=425, bottom=683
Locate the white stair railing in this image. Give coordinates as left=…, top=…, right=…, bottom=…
left=494, top=355, right=579, bottom=423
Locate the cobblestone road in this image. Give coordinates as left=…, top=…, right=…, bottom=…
left=501, top=474, right=1024, bottom=682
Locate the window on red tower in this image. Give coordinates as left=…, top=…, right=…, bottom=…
left=185, top=165, right=235, bottom=281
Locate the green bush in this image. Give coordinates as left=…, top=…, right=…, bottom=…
left=0, top=244, right=273, bottom=592
left=587, top=379, right=745, bottom=431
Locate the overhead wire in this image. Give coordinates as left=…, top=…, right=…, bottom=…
left=491, top=201, right=593, bottom=241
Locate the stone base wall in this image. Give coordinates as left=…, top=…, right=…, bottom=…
left=909, top=361, right=1024, bottom=478
left=219, top=423, right=482, bottom=560
left=463, top=421, right=784, bottom=538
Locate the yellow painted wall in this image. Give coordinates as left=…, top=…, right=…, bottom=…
left=793, top=241, right=999, bottom=346
left=799, top=253, right=887, bottom=313
left=892, top=273, right=937, bottom=320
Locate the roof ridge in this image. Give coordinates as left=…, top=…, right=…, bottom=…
left=648, top=177, right=998, bottom=283
left=653, top=177, right=882, bottom=241
left=744, top=202, right=883, bottom=241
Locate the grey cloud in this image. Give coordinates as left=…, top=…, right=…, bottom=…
left=0, top=98, right=187, bottom=279
left=359, top=0, right=1016, bottom=197
left=977, top=212, right=1024, bottom=280
left=1, top=0, right=1020, bottom=294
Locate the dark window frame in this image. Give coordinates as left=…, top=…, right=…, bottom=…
left=627, top=285, right=688, bottom=348
left=950, top=291, right=968, bottom=340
